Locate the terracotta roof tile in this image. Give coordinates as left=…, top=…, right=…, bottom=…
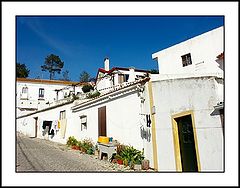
left=16, top=78, right=87, bottom=86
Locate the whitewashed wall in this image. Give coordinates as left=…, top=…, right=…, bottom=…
left=17, top=102, right=73, bottom=144
left=151, top=76, right=223, bottom=171
left=96, top=69, right=148, bottom=91
left=152, top=26, right=223, bottom=75
left=71, top=91, right=147, bottom=152
left=16, top=88, right=151, bottom=153
left=17, top=81, right=83, bottom=117
left=16, top=76, right=223, bottom=171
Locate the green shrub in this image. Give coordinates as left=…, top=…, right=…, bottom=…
left=81, top=138, right=94, bottom=151
left=82, top=85, right=94, bottom=93
left=87, top=91, right=100, bottom=99
left=118, top=145, right=144, bottom=165
left=87, top=147, right=94, bottom=155
left=66, top=136, right=78, bottom=147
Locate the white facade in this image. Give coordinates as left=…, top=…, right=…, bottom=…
left=17, top=79, right=151, bottom=150
left=152, top=26, right=224, bottom=76
left=95, top=58, right=149, bottom=93
left=17, top=78, right=85, bottom=117
left=151, top=76, right=223, bottom=171
left=16, top=75, right=223, bottom=171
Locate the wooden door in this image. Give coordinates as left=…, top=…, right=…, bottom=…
left=176, top=115, right=198, bottom=172
left=98, top=106, right=106, bottom=136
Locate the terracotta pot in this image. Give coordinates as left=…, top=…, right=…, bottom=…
left=117, top=159, right=123, bottom=165
left=71, top=145, right=79, bottom=150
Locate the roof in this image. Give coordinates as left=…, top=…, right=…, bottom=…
left=95, top=67, right=150, bottom=82
left=16, top=78, right=87, bottom=86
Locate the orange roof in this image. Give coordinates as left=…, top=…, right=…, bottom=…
left=16, top=78, right=87, bottom=86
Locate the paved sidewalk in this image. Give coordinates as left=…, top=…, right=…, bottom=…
left=16, top=132, right=154, bottom=172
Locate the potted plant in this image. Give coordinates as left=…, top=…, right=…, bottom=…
left=115, top=154, right=123, bottom=165
left=123, top=158, right=128, bottom=167
left=87, top=147, right=94, bottom=155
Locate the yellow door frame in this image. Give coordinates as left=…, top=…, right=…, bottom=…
left=148, top=81, right=158, bottom=171
left=171, top=110, right=201, bottom=172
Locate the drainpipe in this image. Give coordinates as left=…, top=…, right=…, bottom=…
left=128, top=67, right=136, bottom=82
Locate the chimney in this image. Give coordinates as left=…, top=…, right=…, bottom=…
left=104, top=57, right=110, bottom=71
left=128, top=67, right=136, bottom=82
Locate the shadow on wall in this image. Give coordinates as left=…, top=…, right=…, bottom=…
left=210, top=109, right=220, bottom=116
left=140, top=127, right=151, bottom=142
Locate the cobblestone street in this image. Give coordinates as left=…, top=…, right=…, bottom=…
left=16, top=132, right=153, bottom=172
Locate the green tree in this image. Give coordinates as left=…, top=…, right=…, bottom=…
left=82, top=84, right=94, bottom=93
left=16, top=63, right=30, bottom=78
left=61, top=70, right=70, bottom=81
left=41, top=54, right=64, bottom=80
left=79, top=71, right=91, bottom=82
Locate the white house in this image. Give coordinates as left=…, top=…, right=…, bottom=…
left=16, top=78, right=87, bottom=117
left=152, top=26, right=224, bottom=76
left=16, top=26, right=224, bottom=172
left=95, top=57, right=149, bottom=93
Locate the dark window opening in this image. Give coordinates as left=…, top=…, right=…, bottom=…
left=181, top=53, right=192, bottom=67
left=22, top=87, right=28, bottom=93
left=39, top=88, right=45, bottom=98
left=118, top=74, right=129, bottom=84
left=59, top=110, right=66, bottom=120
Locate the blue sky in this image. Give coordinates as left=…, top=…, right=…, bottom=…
left=16, top=16, right=224, bottom=81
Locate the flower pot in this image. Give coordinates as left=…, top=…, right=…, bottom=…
left=71, top=145, right=79, bottom=150
left=112, top=159, right=118, bottom=164
left=134, top=164, right=142, bottom=171
left=117, top=159, right=123, bottom=165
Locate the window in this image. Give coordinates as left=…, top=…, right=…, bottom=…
left=59, top=110, right=66, bottom=120
left=22, top=87, right=28, bottom=93
left=21, top=86, right=28, bottom=99
left=118, top=74, right=129, bottom=84
left=80, top=115, right=87, bottom=131
left=181, top=53, right=192, bottom=67
left=39, top=88, right=44, bottom=98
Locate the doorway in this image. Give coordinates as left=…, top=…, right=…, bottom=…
left=172, top=111, right=200, bottom=172
left=98, top=106, right=106, bottom=136
left=33, top=117, right=38, bottom=138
